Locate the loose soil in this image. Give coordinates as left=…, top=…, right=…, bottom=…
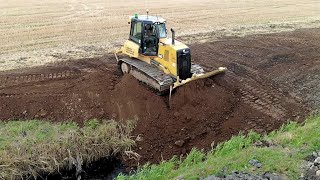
left=0, top=29, right=319, bottom=171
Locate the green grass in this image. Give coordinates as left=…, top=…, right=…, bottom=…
left=0, top=119, right=135, bottom=179
left=118, top=113, right=320, bottom=180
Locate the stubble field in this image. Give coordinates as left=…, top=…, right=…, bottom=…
left=1, top=0, right=320, bottom=71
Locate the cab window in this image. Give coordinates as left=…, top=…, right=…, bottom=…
left=156, top=23, right=167, bottom=38
left=131, top=21, right=142, bottom=44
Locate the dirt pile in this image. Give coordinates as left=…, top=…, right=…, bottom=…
left=109, top=74, right=167, bottom=121
left=171, top=76, right=236, bottom=121
left=127, top=76, right=241, bottom=165
left=106, top=74, right=242, bottom=165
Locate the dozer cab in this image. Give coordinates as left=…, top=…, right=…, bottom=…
left=115, top=12, right=226, bottom=95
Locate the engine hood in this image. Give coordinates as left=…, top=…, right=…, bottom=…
left=159, top=38, right=189, bottom=51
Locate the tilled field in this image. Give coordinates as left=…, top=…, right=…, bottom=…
left=0, top=29, right=319, bottom=168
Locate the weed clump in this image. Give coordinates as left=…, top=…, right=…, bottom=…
left=0, top=119, right=135, bottom=179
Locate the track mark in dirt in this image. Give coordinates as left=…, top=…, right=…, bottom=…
left=0, top=70, right=81, bottom=87
left=223, top=63, right=289, bottom=120
left=240, top=84, right=286, bottom=119
left=0, top=92, right=66, bottom=98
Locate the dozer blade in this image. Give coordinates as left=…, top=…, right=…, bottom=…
left=172, top=67, right=227, bottom=89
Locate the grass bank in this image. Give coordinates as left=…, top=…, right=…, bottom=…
left=0, top=119, right=135, bottom=179
left=118, top=113, right=320, bottom=179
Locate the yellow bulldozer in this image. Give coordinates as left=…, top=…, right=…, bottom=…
left=115, top=12, right=226, bottom=95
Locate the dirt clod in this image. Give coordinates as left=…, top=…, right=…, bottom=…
left=39, top=109, right=47, bottom=117
left=175, top=140, right=185, bottom=147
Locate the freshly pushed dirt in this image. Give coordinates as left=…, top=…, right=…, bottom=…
left=0, top=29, right=319, bottom=168
left=110, top=74, right=168, bottom=121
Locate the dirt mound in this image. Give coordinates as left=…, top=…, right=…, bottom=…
left=128, top=77, right=240, bottom=164
left=107, top=74, right=242, bottom=165
left=171, top=76, right=235, bottom=120
left=110, top=74, right=167, bottom=121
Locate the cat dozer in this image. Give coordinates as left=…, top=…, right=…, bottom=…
left=114, top=12, right=226, bottom=96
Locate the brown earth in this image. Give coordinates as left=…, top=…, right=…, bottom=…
left=0, top=29, right=319, bottom=168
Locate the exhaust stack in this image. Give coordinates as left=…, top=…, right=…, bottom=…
left=171, top=28, right=175, bottom=45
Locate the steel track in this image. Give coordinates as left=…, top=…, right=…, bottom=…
left=119, top=58, right=205, bottom=92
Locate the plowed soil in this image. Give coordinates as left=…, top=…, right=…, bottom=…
left=0, top=29, right=319, bottom=168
